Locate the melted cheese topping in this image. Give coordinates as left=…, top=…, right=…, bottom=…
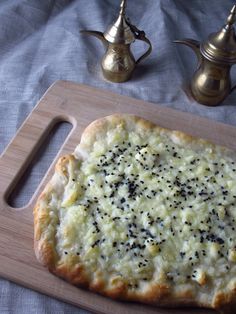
left=53, top=122, right=236, bottom=291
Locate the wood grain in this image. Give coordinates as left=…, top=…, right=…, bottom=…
left=1, top=80, right=235, bottom=313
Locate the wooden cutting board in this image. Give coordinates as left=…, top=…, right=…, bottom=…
left=2, top=80, right=236, bottom=314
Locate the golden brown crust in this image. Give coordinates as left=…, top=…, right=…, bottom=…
left=34, top=114, right=236, bottom=311
left=55, top=263, right=89, bottom=287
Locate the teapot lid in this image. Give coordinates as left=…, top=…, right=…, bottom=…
left=104, top=0, right=135, bottom=44
left=201, top=5, right=236, bottom=64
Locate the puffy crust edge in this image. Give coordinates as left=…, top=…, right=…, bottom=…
left=34, top=114, right=236, bottom=311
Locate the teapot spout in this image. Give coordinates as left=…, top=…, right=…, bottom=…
left=174, top=39, right=201, bottom=63
left=80, top=30, right=107, bottom=48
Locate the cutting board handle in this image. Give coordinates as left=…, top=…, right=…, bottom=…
left=0, top=108, right=69, bottom=210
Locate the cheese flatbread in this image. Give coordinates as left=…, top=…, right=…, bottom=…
left=34, top=115, right=236, bottom=311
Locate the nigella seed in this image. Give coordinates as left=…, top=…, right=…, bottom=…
left=180, top=252, right=186, bottom=258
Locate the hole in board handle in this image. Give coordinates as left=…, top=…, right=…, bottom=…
left=7, top=120, right=73, bottom=208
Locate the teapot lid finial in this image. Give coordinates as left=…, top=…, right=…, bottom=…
left=201, top=4, right=236, bottom=64
left=226, top=4, right=236, bottom=27
left=104, top=0, right=135, bottom=44
left=120, top=0, right=126, bottom=16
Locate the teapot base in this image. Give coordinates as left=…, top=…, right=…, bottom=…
left=190, top=85, right=229, bottom=107
left=102, top=68, right=133, bottom=83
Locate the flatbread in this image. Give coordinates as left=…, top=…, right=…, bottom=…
left=34, top=114, right=236, bottom=311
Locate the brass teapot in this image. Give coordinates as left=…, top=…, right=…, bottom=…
left=175, top=5, right=236, bottom=106
left=81, top=0, right=152, bottom=83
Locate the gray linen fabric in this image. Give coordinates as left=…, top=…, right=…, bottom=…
left=0, top=0, right=236, bottom=313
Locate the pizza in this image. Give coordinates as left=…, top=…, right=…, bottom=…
left=34, top=114, right=236, bottom=311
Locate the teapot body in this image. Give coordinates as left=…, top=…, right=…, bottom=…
left=101, top=43, right=136, bottom=83
left=191, top=58, right=231, bottom=106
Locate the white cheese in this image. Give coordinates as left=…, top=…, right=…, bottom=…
left=55, top=123, right=236, bottom=289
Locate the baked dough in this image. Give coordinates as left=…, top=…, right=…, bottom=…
left=34, top=114, right=236, bottom=311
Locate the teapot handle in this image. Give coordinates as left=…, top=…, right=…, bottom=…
left=128, top=22, right=152, bottom=65
left=135, top=32, right=152, bottom=65
left=231, top=84, right=236, bottom=93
